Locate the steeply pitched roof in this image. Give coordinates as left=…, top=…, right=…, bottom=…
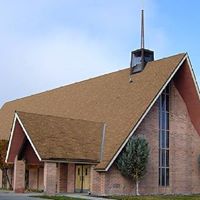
left=14, top=111, right=104, bottom=162
left=0, top=53, right=187, bottom=170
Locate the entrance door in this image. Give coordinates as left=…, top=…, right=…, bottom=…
left=75, top=165, right=90, bottom=192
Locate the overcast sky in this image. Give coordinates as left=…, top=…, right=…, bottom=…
left=0, top=0, right=200, bottom=107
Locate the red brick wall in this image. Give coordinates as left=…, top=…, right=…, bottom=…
left=28, top=167, right=44, bottom=191
left=38, top=167, right=44, bottom=191
left=91, top=81, right=200, bottom=195
left=67, top=163, right=75, bottom=193
left=13, top=157, right=25, bottom=193
left=105, top=164, right=135, bottom=195
left=91, top=165, right=100, bottom=194
left=102, top=98, right=159, bottom=195
left=169, top=82, right=200, bottom=194
left=44, top=162, right=57, bottom=195
left=91, top=166, right=106, bottom=195
left=29, top=168, right=38, bottom=190
left=57, top=163, right=68, bottom=193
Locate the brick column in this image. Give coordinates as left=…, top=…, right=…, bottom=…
left=44, top=162, right=57, bottom=195
left=13, top=156, right=25, bottom=193
left=90, top=165, right=106, bottom=196
left=100, top=172, right=106, bottom=195
left=67, top=163, right=75, bottom=193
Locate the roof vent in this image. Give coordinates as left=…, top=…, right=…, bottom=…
left=130, top=10, right=154, bottom=75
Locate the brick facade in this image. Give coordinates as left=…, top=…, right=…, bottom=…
left=38, top=168, right=44, bottom=191
left=91, top=166, right=106, bottom=195
left=29, top=168, right=38, bottom=190
left=67, top=163, right=75, bottom=193
left=91, top=82, right=200, bottom=195
left=28, top=167, right=44, bottom=191
left=7, top=82, right=200, bottom=195
left=13, top=157, right=25, bottom=193
left=169, top=83, right=200, bottom=194
left=57, top=163, right=68, bottom=193
left=21, top=162, right=69, bottom=194
left=44, top=162, right=57, bottom=195
left=43, top=163, right=74, bottom=194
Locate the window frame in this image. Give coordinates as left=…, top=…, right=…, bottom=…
left=159, top=84, right=170, bottom=187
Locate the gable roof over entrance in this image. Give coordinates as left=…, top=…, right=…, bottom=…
left=1, top=53, right=200, bottom=170
left=6, top=111, right=104, bottom=163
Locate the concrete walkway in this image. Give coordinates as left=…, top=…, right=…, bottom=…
left=0, top=190, right=48, bottom=200
left=0, top=190, right=115, bottom=200
left=61, top=193, right=116, bottom=200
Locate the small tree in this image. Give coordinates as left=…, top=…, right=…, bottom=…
left=0, top=140, right=12, bottom=189
left=116, top=135, right=149, bottom=195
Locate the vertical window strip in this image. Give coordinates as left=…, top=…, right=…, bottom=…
left=159, top=85, right=170, bottom=186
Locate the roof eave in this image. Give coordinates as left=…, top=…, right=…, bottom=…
left=42, top=158, right=100, bottom=164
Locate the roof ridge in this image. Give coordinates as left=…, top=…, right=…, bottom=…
left=16, top=110, right=104, bottom=124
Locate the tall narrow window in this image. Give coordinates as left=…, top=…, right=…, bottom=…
left=159, top=84, right=170, bottom=186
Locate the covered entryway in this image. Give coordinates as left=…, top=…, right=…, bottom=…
left=75, top=165, right=90, bottom=193
left=5, top=114, right=44, bottom=193
left=5, top=111, right=103, bottom=195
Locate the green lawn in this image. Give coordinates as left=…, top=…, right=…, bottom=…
left=33, top=195, right=200, bottom=200
left=112, top=195, right=200, bottom=200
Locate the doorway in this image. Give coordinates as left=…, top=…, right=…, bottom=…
left=75, top=165, right=90, bottom=193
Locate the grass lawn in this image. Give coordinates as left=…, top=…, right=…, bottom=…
left=112, top=195, right=200, bottom=200
left=33, top=195, right=200, bottom=200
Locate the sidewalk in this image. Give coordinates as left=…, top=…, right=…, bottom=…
left=0, top=190, right=49, bottom=200
left=0, top=190, right=116, bottom=200
left=60, top=193, right=116, bottom=200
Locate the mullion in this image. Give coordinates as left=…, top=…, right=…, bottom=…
left=159, top=85, right=170, bottom=187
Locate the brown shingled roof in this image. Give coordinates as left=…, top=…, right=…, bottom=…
left=16, top=111, right=104, bottom=162
left=0, top=53, right=186, bottom=170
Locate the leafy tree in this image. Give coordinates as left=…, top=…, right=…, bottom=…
left=116, top=135, right=149, bottom=195
left=0, top=140, right=12, bottom=189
